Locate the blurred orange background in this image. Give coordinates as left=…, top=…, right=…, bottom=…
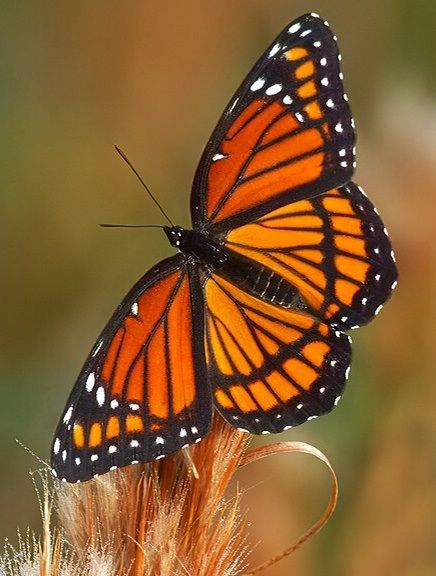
left=1, top=1, right=435, bottom=574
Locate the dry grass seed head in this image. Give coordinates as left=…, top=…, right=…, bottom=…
left=56, top=416, right=249, bottom=576
left=2, top=417, right=337, bottom=576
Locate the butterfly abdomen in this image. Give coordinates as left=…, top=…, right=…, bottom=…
left=217, top=249, right=306, bottom=311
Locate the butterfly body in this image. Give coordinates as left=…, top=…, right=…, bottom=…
left=52, top=13, right=398, bottom=483
left=164, top=225, right=228, bottom=266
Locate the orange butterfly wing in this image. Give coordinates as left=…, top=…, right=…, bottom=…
left=204, top=274, right=351, bottom=432
left=51, top=256, right=211, bottom=482
left=223, top=183, right=398, bottom=330
left=191, top=13, right=355, bottom=231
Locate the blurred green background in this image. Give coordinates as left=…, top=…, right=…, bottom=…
left=1, top=1, right=435, bottom=574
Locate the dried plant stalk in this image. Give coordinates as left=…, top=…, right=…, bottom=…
left=1, top=416, right=338, bottom=576
left=56, top=416, right=249, bottom=576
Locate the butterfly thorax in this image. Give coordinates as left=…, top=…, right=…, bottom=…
left=164, top=225, right=227, bottom=266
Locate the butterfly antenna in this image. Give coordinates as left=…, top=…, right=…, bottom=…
left=99, top=223, right=165, bottom=229
left=114, top=144, right=174, bottom=227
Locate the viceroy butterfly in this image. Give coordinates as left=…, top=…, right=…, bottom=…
left=51, top=13, right=398, bottom=482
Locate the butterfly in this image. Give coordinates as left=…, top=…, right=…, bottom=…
left=51, top=13, right=398, bottom=482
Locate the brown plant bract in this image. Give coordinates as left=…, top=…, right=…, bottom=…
left=56, top=416, right=249, bottom=576
left=1, top=417, right=337, bottom=576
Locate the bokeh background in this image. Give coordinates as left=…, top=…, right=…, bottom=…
left=1, top=1, right=435, bottom=574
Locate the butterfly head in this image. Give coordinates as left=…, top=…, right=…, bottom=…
left=164, top=225, right=186, bottom=248
left=164, top=225, right=227, bottom=266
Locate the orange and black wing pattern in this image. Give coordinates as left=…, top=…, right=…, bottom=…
left=223, top=182, right=398, bottom=330
left=51, top=12, right=399, bottom=483
left=191, top=13, right=355, bottom=232
left=51, top=256, right=211, bottom=483
left=204, top=274, right=351, bottom=432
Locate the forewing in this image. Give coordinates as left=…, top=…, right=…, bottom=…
left=51, top=255, right=211, bottom=483
left=191, top=12, right=355, bottom=232
left=224, top=182, right=398, bottom=330
left=204, top=274, right=351, bottom=433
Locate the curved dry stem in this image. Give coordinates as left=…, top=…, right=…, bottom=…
left=5, top=424, right=338, bottom=576
left=239, top=441, right=338, bottom=575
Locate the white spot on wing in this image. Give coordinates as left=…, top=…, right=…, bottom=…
left=180, top=428, right=187, bottom=438
left=268, top=43, right=280, bottom=57
left=110, top=399, right=119, bottom=409
left=96, top=386, right=105, bottom=407
left=62, top=450, right=67, bottom=462
left=131, top=302, right=138, bottom=315
left=156, top=436, right=164, bottom=444
left=63, top=406, right=73, bottom=424
left=130, top=439, right=139, bottom=448
left=212, top=153, right=226, bottom=161
left=283, top=95, right=293, bottom=105
left=92, top=341, right=103, bottom=357
left=288, top=22, right=301, bottom=34
left=91, top=454, right=98, bottom=462
left=266, top=83, right=282, bottom=95
left=229, top=97, right=239, bottom=112
left=53, top=438, right=60, bottom=455
left=250, top=78, right=265, bottom=91
left=85, top=372, right=95, bottom=392
left=108, top=445, right=117, bottom=454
